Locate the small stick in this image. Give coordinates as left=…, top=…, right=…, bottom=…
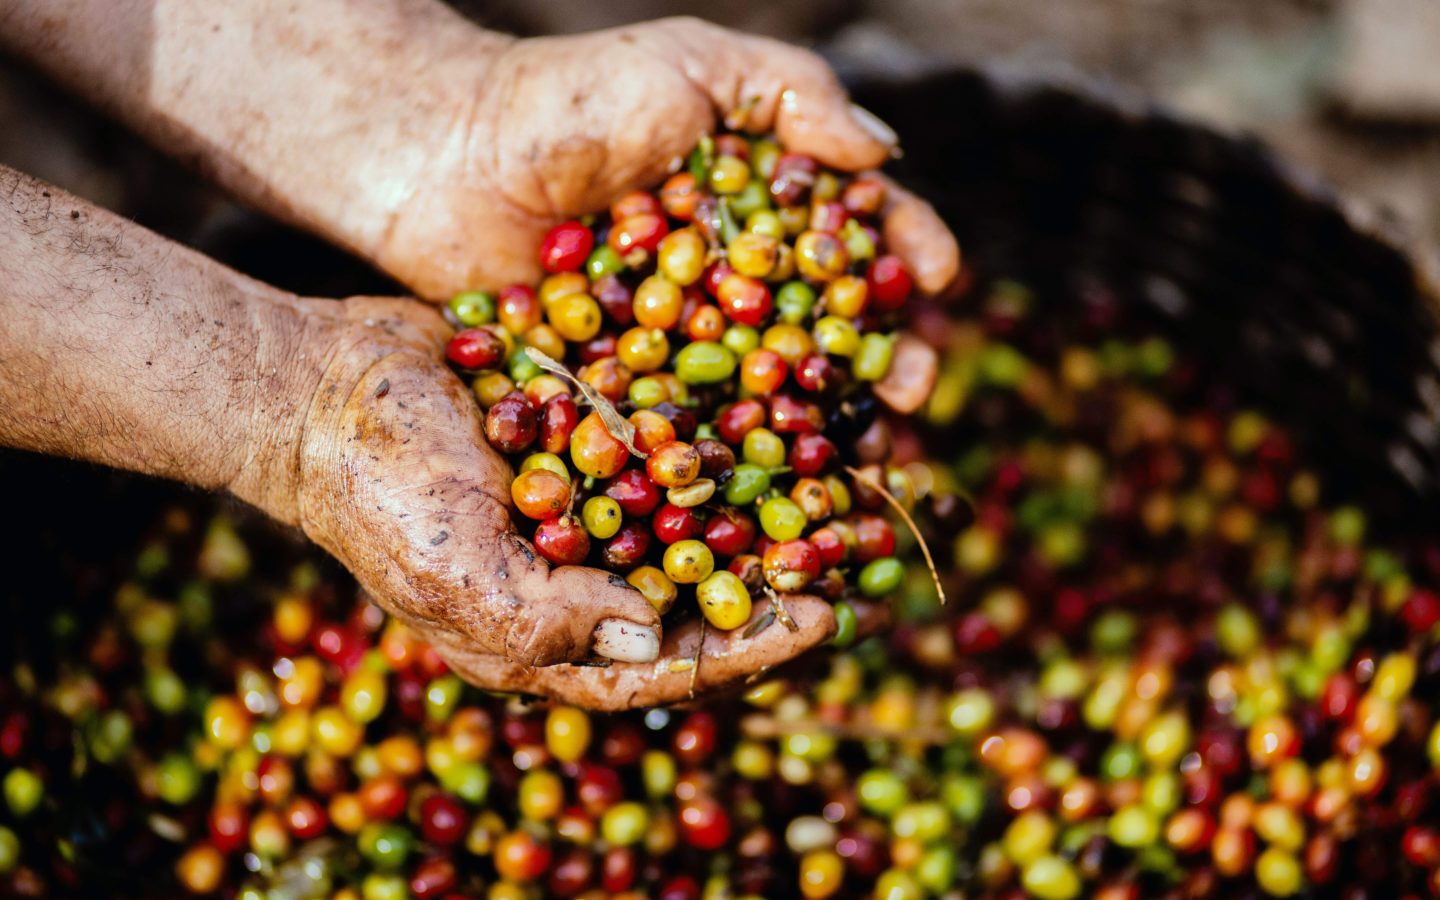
left=688, top=618, right=707, bottom=700
left=845, top=466, right=947, bottom=605
left=765, top=586, right=799, bottom=632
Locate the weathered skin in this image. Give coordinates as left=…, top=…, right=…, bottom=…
left=0, top=3, right=959, bottom=299
left=430, top=595, right=894, bottom=713
left=0, top=169, right=930, bottom=707
left=0, top=1, right=961, bottom=708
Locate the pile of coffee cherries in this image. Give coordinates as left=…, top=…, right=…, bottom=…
left=442, top=133, right=928, bottom=633
left=5, top=277, right=1440, bottom=899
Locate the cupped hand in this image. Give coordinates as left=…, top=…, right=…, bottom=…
left=374, top=17, right=960, bottom=300
left=275, top=295, right=918, bottom=709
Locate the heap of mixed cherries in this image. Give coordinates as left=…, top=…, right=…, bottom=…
left=441, top=133, right=932, bottom=635
left=4, top=152, right=1440, bottom=900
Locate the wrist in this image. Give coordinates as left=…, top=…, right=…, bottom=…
left=326, top=21, right=516, bottom=273
left=227, top=294, right=344, bottom=527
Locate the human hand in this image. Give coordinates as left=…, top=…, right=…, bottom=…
left=256, top=295, right=911, bottom=709
left=370, top=17, right=961, bottom=300
left=3, top=5, right=961, bottom=303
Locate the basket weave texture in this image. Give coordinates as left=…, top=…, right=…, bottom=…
left=855, top=70, right=1440, bottom=525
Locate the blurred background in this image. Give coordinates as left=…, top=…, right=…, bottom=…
left=3, top=0, right=1440, bottom=286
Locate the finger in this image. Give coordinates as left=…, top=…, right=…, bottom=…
left=496, top=539, right=664, bottom=666
left=746, top=42, right=895, bottom=171
left=434, top=594, right=839, bottom=712
left=666, top=19, right=894, bottom=172
left=872, top=174, right=960, bottom=296
left=874, top=333, right=938, bottom=414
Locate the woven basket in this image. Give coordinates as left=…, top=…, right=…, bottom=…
left=854, top=69, right=1440, bottom=529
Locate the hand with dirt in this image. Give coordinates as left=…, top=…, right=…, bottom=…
left=0, top=170, right=928, bottom=708
left=0, top=2, right=959, bottom=302
left=0, top=1, right=960, bottom=708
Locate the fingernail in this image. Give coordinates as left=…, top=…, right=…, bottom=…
left=593, top=618, right=660, bottom=663
left=849, top=103, right=898, bottom=148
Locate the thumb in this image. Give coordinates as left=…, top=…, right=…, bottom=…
left=432, top=593, right=839, bottom=712
left=477, top=529, right=665, bottom=669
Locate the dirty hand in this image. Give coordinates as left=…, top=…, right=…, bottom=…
left=1, top=3, right=961, bottom=302
left=373, top=17, right=962, bottom=300
left=277, top=296, right=920, bottom=710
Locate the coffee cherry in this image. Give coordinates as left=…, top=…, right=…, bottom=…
left=740, top=349, right=788, bottom=395
left=795, top=353, right=838, bottom=393
left=867, top=255, right=913, bottom=311
left=485, top=393, right=538, bottom=454
left=790, top=478, right=834, bottom=521
left=628, top=409, right=677, bottom=454
left=446, top=327, right=508, bottom=370
left=728, top=233, right=780, bottom=279
left=769, top=394, right=824, bottom=435
left=759, top=498, right=807, bottom=542
left=605, top=469, right=662, bottom=518
left=769, top=152, right=818, bottom=206
left=809, top=526, right=847, bottom=567
left=634, top=276, right=685, bottom=330
left=718, top=274, right=774, bottom=327
left=858, top=557, right=904, bottom=597
left=570, top=412, right=630, bottom=479
left=742, top=428, right=786, bottom=468
left=824, top=275, right=869, bottom=318
left=686, top=304, right=727, bottom=342
left=581, top=496, right=623, bottom=540
left=511, top=469, right=571, bottom=521
left=539, top=393, right=579, bottom=454
left=647, top=442, right=702, bottom=489
left=540, top=221, right=593, bottom=273
left=658, top=228, right=707, bottom=285
left=724, top=464, right=771, bottom=506
left=548, top=293, right=603, bottom=342
left=697, top=571, right=753, bottom=630
left=716, top=399, right=768, bottom=445
left=420, top=793, right=467, bottom=846
left=762, top=540, right=821, bottom=593
left=794, top=231, right=848, bottom=282
left=789, top=434, right=837, bottom=476
left=617, top=327, right=670, bottom=373
left=695, top=439, right=737, bottom=480
left=500, top=286, right=544, bottom=334
left=653, top=503, right=703, bottom=545
left=705, top=509, right=757, bottom=558
left=602, top=522, right=652, bottom=571
left=534, top=516, right=590, bottom=566
left=852, top=515, right=896, bottom=562
left=674, top=341, right=737, bottom=385
left=660, top=172, right=701, bottom=220
left=592, top=275, right=635, bottom=327
left=663, top=540, right=715, bottom=585
left=609, top=213, right=669, bottom=257
left=495, top=830, right=553, bottom=882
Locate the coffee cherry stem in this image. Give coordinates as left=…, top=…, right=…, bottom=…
left=764, top=585, right=800, bottom=633
left=688, top=617, right=707, bottom=701
left=844, top=465, right=946, bottom=606
left=526, top=348, right=648, bottom=461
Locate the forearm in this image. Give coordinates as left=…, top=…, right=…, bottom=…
left=0, top=0, right=509, bottom=264
left=0, top=165, right=320, bottom=516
